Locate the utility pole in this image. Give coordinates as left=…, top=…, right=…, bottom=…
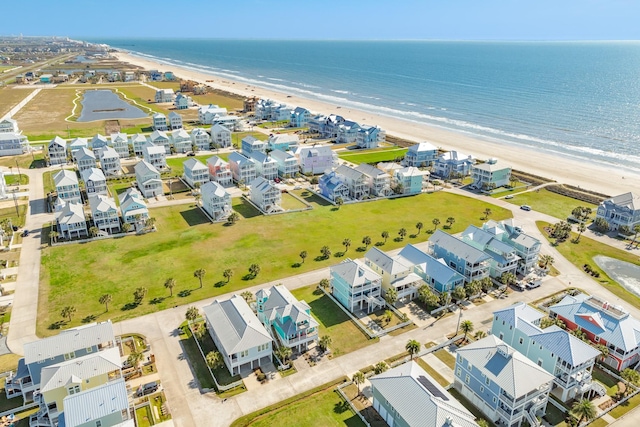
left=14, top=160, right=21, bottom=183
left=455, top=304, right=463, bottom=337
left=12, top=192, right=18, bottom=217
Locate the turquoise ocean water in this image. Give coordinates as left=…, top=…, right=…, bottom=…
left=92, top=39, right=640, bottom=172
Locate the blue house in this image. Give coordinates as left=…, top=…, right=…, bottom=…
left=267, top=134, right=299, bottom=152
left=394, top=167, right=426, bottom=195
left=428, top=230, right=491, bottom=283
left=398, top=244, right=465, bottom=294
left=319, top=171, right=350, bottom=202
left=461, top=225, right=520, bottom=279
left=241, top=135, right=267, bottom=156
left=290, top=107, right=311, bottom=128
left=356, top=125, right=385, bottom=149
left=256, top=285, right=319, bottom=353
left=330, top=259, right=384, bottom=314
left=596, top=192, right=640, bottom=231
left=454, top=335, right=554, bottom=427
left=403, top=142, right=439, bottom=167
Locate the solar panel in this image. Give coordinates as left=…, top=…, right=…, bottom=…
left=417, top=375, right=449, bottom=401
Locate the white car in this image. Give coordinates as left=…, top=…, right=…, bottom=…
left=520, top=205, right=532, bottom=211
left=505, top=195, right=514, bottom=199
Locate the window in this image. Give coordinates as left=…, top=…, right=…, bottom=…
left=538, top=359, right=543, bottom=367
left=96, top=421, right=102, bottom=427
left=485, top=377, right=490, bottom=385
left=467, top=361, right=472, bottom=369
left=499, top=333, right=504, bottom=340
left=465, top=374, right=470, bottom=384
left=457, top=368, right=462, bottom=377
left=86, top=347, right=93, bottom=353
left=595, top=336, right=600, bottom=342
left=480, top=386, right=485, bottom=393
left=519, top=337, right=524, bottom=345
left=68, top=385, right=81, bottom=395
left=493, top=397, right=497, bottom=404
left=64, top=352, right=76, bottom=361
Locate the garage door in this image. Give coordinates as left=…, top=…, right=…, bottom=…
left=386, top=412, right=394, bottom=427
left=379, top=405, right=387, bottom=421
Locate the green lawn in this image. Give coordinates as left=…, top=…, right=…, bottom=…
left=231, top=379, right=364, bottom=427
left=5, top=174, right=28, bottom=186
left=433, top=349, right=457, bottom=370
left=291, top=285, right=375, bottom=357
left=165, top=153, right=229, bottom=176
left=609, top=392, right=640, bottom=418
left=135, top=405, right=153, bottom=427
left=0, top=151, right=45, bottom=170
left=38, top=192, right=511, bottom=335
left=415, top=358, right=450, bottom=387
left=178, top=327, right=215, bottom=390
left=593, top=367, right=619, bottom=396
left=0, top=204, right=27, bottom=228
left=543, top=401, right=568, bottom=427
left=338, top=147, right=408, bottom=165
left=537, top=221, right=640, bottom=310
left=505, top=188, right=597, bottom=220
left=281, top=193, right=308, bottom=211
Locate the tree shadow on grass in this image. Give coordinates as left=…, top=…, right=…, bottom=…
left=150, top=297, right=166, bottom=305
left=356, top=247, right=366, bottom=252
left=331, top=207, right=339, bottom=212
left=312, top=288, right=324, bottom=296
left=334, top=252, right=345, bottom=258
left=394, top=237, right=403, bottom=242
left=178, top=290, right=192, bottom=298
left=179, top=208, right=209, bottom=226
left=410, top=234, right=418, bottom=239
left=375, top=241, right=385, bottom=246
left=48, top=320, right=65, bottom=330
left=242, top=274, right=257, bottom=281
left=334, top=401, right=350, bottom=414
left=82, top=314, right=97, bottom=323
left=214, top=281, right=226, bottom=288
left=292, top=262, right=302, bottom=268
left=121, top=302, right=139, bottom=311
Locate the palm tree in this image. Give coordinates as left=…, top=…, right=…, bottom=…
left=241, top=291, right=253, bottom=303
left=227, top=212, right=240, bottom=225
left=342, top=238, right=351, bottom=253
left=432, top=218, right=440, bottom=232
left=362, top=235, right=371, bottom=249
left=483, top=208, right=492, bottom=220
left=464, top=280, right=481, bottom=299
left=275, top=346, right=292, bottom=363
left=164, top=278, right=176, bottom=297
left=576, top=223, right=586, bottom=242
left=374, top=361, right=389, bottom=375
left=318, top=335, right=332, bottom=352
left=127, top=350, right=144, bottom=369
left=319, top=278, right=330, bottom=289
left=418, top=285, right=438, bottom=307
left=572, top=206, right=584, bottom=221
left=193, top=268, right=206, bottom=289
left=452, top=285, right=467, bottom=302
left=398, top=228, right=407, bottom=240
left=460, top=320, right=474, bottom=341
left=206, top=351, right=224, bottom=370
left=446, top=217, right=455, bottom=229
left=99, top=294, right=112, bottom=312
left=134, top=287, right=148, bottom=304
left=439, top=291, right=452, bottom=308
left=595, top=344, right=609, bottom=362
left=61, top=305, right=76, bottom=322
left=415, top=222, right=423, bottom=234
left=352, top=371, right=365, bottom=395
left=335, top=196, right=344, bottom=209
left=571, top=399, right=596, bottom=425
left=223, top=268, right=233, bottom=283
left=474, top=330, right=487, bottom=340
left=477, top=419, right=489, bottom=427
left=122, top=222, right=131, bottom=233
left=194, top=193, right=202, bottom=206
left=621, top=368, right=640, bottom=387
left=406, top=339, right=421, bottom=360
left=299, top=250, right=308, bottom=264
left=383, top=310, right=393, bottom=324
left=248, top=263, right=261, bottom=278
left=539, top=254, right=555, bottom=269
left=381, top=231, right=389, bottom=244
left=145, top=217, right=156, bottom=229
left=385, top=288, right=398, bottom=306
left=49, top=230, right=60, bottom=243
left=185, top=306, right=199, bottom=322
left=320, top=245, right=331, bottom=259
left=89, top=226, right=99, bottom=238
left=631, top=224, right=640, bottom=248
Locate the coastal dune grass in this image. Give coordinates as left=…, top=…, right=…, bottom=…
left=38, top=192, right=511, bottom=336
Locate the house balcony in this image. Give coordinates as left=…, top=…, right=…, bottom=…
left=280, top=330, right=319, bottom=347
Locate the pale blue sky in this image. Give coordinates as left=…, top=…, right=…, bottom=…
left=4, top=0, right=640, bottom=40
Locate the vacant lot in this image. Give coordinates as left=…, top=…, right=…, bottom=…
left=505, top=188, right=597, bottom=220
left=38, top=192, right=511, bottom=335
left=338, top=147, right=408, bottom=165
left=0, top=87, right=35, bottom=118
left=192, top=92, right=244, bottom=111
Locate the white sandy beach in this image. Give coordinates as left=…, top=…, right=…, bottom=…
left=114, top=52, right=639, bottom=197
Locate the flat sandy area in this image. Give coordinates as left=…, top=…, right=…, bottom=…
left=114, top=52, right=640, bottom=196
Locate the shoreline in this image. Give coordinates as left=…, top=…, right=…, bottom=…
left=113, top=51, right=640, bottom=197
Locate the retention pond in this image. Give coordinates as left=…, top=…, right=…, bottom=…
left=594, top=255, right=640, bottom=297
left=77, top=89, right=148, bottom=122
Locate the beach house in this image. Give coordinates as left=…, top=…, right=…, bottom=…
left=471, top=159, right=512, bottom=191
left=290, top=107, right=311, bottom=127
left=0, top=118, right=19, bottom=133
left=55, top=201, right=88, bottom=239
left=370, top=361, right=479, bottom=427
left=249, top=151, right=278, bottom=181
left=318, top=171, right=350, bottom=202
left=307, top=114, right=328, bottom=135
left=549, top=293, right=640, bottom=371
left=47, top=136, right=67, bottom=166
left=403, top=142, right=439, bottom=168
left=169, top=111, right=184, bottom=130
left=207, top=156, right=233, bottom=187
left=330, top=259, right=384, bottom=314
left=483, top=220, right=541, bottom=275
left=90, top=134, right=109, bottom=158
left=57, top=379, right=133, bottom=427
left=356, top=125, right=385, bottom=149
left=211, top=114, right=240, bottom=131
left=108, top=132, right=130, bottom=159
left=68, top=137, right=88, bottom=157
left=267, top=134, right=299, bottom=152
left=191, top=127, right=212, bottom=151
left=171, top=129, right=192, bottom=153
left=174, top=93, right=191, bottom=110
left=131, top=133, right=147, bottom=157
left=355, top=163, right=393, bottom=197
left=119, top=188, right=149, bottom=228
left=88, top=194, right=120, bottom=234
left=256, top=285, right=319, bottom=352
left=393, top=166, right=426, bottom=195
left=142, top=142, right=167, bottom=170
left=135, top=160, right=162, bottom=199
left=294, top=145, right=337, bottom=175
left=596, top=192, right=640, bottom=231
left=152, top=113, right=168, bottom=131
left=491, top=302, right=602, bottom=401
left=183, top=158, right=209, bottom=188
left=364, top=247, right=426, bottom=302
left=241, top=135, right=267, bottom=156
left=434, top=150, right=476, bottom=179
left=210, top=124, right=231, bottom=149
left=203, top=295, right=273, bottom=376
left=99, top=146, right=121, bottom=176
left=270, top=149, right=299, bottom=178
left=149, top=130, right=171, bottom=153
left=228, top=152, right=257, bottom=184
left=198, top=104, right=228, bottom=124
left=334, top=165, right=369, bottom=200
left=335, top=120, right=360, bottom=144
left=0, top=133, right=28, bottom=156
left=428, top=230, right=491, bottom=283
left=454, top=335, right=554, bottom=427
left=255, top=99, right=291, bottom=122
left=154, top=88, right=174, bottom=103
left=250, top=177, right=282, bottom=213
left=81, top=167, right=107, bottom=196
left=74, top=147, right=97, bottom=173
left=398, top=244, right=465, bottom=294
left=461, top=225, right=520, bottom=279
left=53, top=170, right=81, bottom=204
left=200, top=181, right=232, bottom=220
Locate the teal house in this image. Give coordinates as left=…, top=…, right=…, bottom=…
left=394, top=167, right=425, bottom=195
left=470, top=159, right=512, bottom=191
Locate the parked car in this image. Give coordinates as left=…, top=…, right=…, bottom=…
left=186, top=151, right=196, bottom=157
left=505, top=195, right=514, bottom=199
left=21, top=230, right=29, bottom=237
left=520, top=205, right=532, bottom=211
left=526, top=280, right=541, bottom=289
left=136, top=382, right=158, bottom=397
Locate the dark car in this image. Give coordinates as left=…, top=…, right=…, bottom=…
left=186, top=151, right=196, bottom=157
left=21, top=230, right=29, bottom=237
left=136, top=382, right=158, bottom=397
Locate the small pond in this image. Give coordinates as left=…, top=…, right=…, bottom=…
left=77, top=90, right=148, bottom=122
left=594, top=255, right=640, bottom=297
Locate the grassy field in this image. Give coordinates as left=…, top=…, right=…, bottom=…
left=192, top=92, right=244, bottom=111
left=415, top=358, right=450, bottom=387
left=291, top=285, right=375, bottom=357
left=609, top=392, right=640, bottom=418
left=537, top=221, right=640, bottom=310
left=231, top=378, right=363, bottom=427
left=281, top=193, right=308, bottom=211
left=433, top=349, right=457, bottom=370
left=0, top=204, right=28, bottom=228
left=0, top=151, right=45, bottom=170
left=38, top=192, right=511, bottom=335
left=146, top=81, right=181, bottom=91
left=4, top=174, right=29, bottom=186
left=337, top=147, right=408, bottom=165
left=505, top=188, right=597, bottom=220
left=0, top=87, right=35, bottom=118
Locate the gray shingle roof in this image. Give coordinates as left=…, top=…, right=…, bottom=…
left=335, top=164, right=366, bottom=181
left=203, top=295, right=271, bottom=355
left=370, top=361, right=478, bottom=427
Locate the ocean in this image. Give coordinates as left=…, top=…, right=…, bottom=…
left=92, top=39, right=640, bottom=172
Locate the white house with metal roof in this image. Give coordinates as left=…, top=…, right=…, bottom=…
left=55, top=201, right=88, bottom=239
left=470, top=159, right=512, bottom=191
left=334, top=164, right=369, bottom=200
left=482, top=220, right=541, bottom=275
left=152, top=113, right=168, bottom=132
left=89, top=134, right=109, bottom=158
left=365, top=247, right=425, bottom=302
left=81, top=167, right=107, bottom=197
left=47, top=136, right=67, bottom=166
left=250, top=177, right=282, bottom=213
left=355, top=163, right=393, bottom=197
left=89, top=194, right=120, bottom=235
left=270, top=149, right=299, bottom=178
left=330, top=259, right=384, bottom=314
left=293, top=145, right=337, bottom=175
left=454, top=335, right=554, bottom=427
left=403, top=142, right=439, bottom=168
left=210, top=124, right=231, bottom=149
left=596, top=192, right=640, bottom=232
left=99, top=146, right=121, bottom=176
left=191, top=127, right=211, bottom=151
left=53, top=170, right=81, bottom=204
left=199, top=104, right=228, bottom=124
left=118, top=188, right=149, bottom=228
left=200, top=181, right=232, bottom=220
left=58, top=378, right=134, bottom=427
left=142, top=142, right=167, bottom=170
left=491, top=302, right=602, bottom=401
left=131, top=133, right=147, bottom=157
left=0, top=132, right=29, bottom=156
left=155, top=88, right=175, bottom=103
left=434, top=150, right=476, bottom=179
left=69, top=138, right=88, bottom=157
left=203, top=295, right=273, bottom=376
left=370, top=361, right=478, bottom=427
left=249, top=151, right=278, bottom=181
left=108, top=133, right=130, bottom=159
left=135, top=160, right=162, bottom=199
left=183, top=158, right=209, bottom=188
left=171, top=129, right=192, bottom=153
left=0, top=118, right=19, bottom=133
left=149, top=130, right=171, bottom=154
left=169, top=111, right=183, bottom=130
left=74, top=147, right=97, bottom=173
